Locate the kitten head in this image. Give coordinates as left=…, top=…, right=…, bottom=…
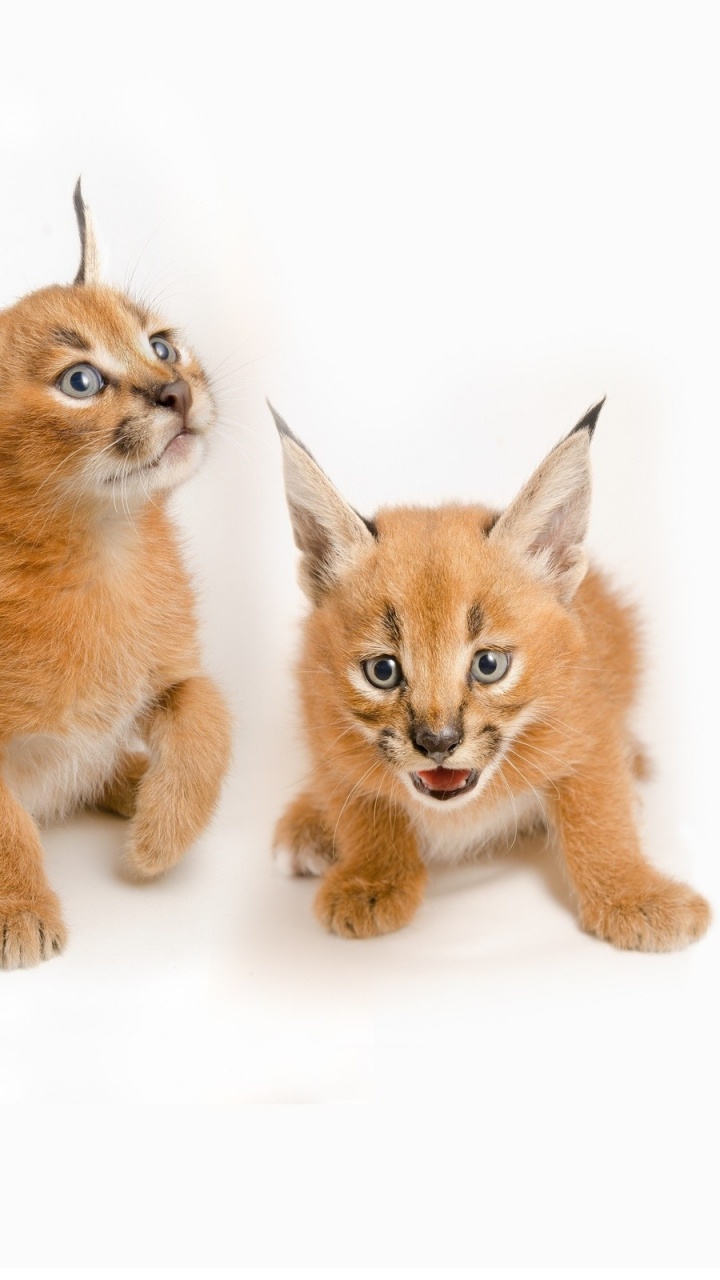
left=0, top=182, right=215, bottom=510
left=274, top=400, right=604, bottom=815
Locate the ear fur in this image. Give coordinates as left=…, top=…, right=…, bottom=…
left=73, top=178, right=102, bottom=286
left=269, top=402, right=376, bottom=602
left=490, top=399, right=605, bottom=603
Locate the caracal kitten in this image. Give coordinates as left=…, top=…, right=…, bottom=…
left=0, top=184, right=231, bottom=968
left=272, top=401, right=710, bottom=951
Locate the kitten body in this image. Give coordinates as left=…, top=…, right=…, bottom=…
left=0, top=188, right=231, bottom=968
left=273, top=406, right=710, bottom=951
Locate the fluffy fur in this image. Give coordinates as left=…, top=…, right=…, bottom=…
left=273, top=402, right=710, bottom=951
left=0, top=185, right=231, bottom=968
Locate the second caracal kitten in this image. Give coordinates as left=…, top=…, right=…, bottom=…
left=0, top=185, right=231, bottom=969
left=271, top=401, right=710, bottom=951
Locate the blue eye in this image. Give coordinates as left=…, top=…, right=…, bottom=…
left=58, top=364, right=105, bottom=398
left=470, top=650, right=510, bottom=684
left=363, top=656, right=402, bottom=689
left=151, top=336, right=177, bottom=362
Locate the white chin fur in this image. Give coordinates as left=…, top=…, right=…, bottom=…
left=413, top=787, right=545, bottom=865
left=145, top=433, right=206, bottom=492
left=90, top=434, right=206, bottom=504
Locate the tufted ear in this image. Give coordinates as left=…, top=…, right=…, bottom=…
left=269, top=402, right=376, bottom=602
left=73, top=178, right=102, bottom=286
left=489, top=399, right=605, bottom=603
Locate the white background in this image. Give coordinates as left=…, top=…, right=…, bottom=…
left=1, top=0, right=718, bottom=1269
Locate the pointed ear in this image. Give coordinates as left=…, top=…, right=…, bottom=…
left=73, top=178, right=102, bottom=286
left=269, top=402, right=376, bottom=601
left=489, top=399, right=605, bottom=603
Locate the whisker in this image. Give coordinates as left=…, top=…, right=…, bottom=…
left=283, top=724, right=362, bottom=791
left=501, top=754, right=551, bottom=830
left=331, top=761, right=384, bottom=857
left=497, top=769, right=521, bottom=854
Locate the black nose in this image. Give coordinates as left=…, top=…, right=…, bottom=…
left=412, top=723, right=462, bottom=763
left=157, top=379, right=192, bottom=420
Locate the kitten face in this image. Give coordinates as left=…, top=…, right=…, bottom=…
left=0, top=284, right=214, bottom=506
left=302, top=505, right=584, bottom=813
left=274, top=400, right=602, bottom=821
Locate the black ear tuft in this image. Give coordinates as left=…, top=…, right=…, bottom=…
left=73, top=177, right=88, bottom=286
left=72, top=177, right=101, bottom=286
left=266, top=399, right=319, bottom=462
left=570, top=396, right=606, bottom=439
left=266, top=398, right=291, bottom=438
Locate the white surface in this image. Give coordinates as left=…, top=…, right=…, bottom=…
left=1, top=0, right=718, bottom=1269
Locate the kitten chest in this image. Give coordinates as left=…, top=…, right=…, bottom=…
left=1, top=523, right=195, bottom=821
left=2, top=595, right=154, bottom=822
left=413, top=788, right=545, bottom=865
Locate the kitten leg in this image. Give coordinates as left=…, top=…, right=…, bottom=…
left=313, top=794, right=427, bottom=938
left=550, top=737, right=710, bottom=951
left=0, top=777, right=67, bottom=968
left=96, top=751, right=148, bottom=818
left=273, top=792, right=337, bottom=876
left=123, top=676, right=231, bottom=879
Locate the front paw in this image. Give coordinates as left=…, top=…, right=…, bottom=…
left=123, top=821, right=184, bottom=880
left=580, top=877, right=711, bottom=952
left=1, top=896, right=67, bottom=969
left=273, top=795, right=336, bottom=877
left=314, top=868, right=426, bottom=939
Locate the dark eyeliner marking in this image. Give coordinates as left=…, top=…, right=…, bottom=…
left=150, top=328, right=179, bottom=346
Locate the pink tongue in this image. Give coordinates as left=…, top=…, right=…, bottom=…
left=417, top=766, right=471, bottom=792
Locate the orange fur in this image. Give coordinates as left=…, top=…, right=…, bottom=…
left=273, top=406, right=711, bottom=951
left=0, top=191, right=231, bottom=968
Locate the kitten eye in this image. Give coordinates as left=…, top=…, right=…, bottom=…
left=363, top=656, right=402, bottom=689
left=150, top=336, right=177, bottom=362
left=58, top=364, right=105, bottom=398
left=470, top=650, right=510, bottom=684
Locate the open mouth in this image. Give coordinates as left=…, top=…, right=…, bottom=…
left=411, top=766, right=479, bottom=801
